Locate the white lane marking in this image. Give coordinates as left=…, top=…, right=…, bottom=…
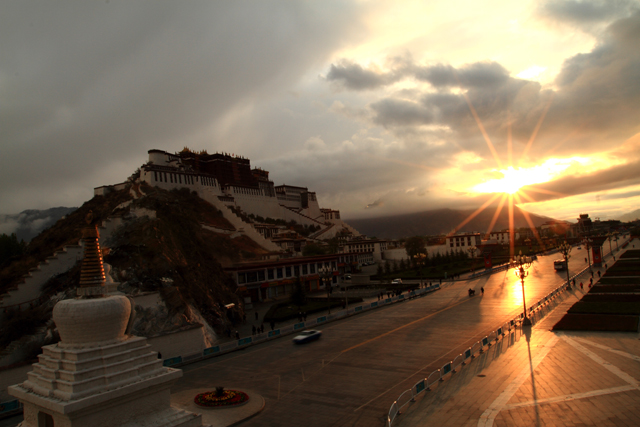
left=559, top=335, right=639, bottom=388
left=571, top=336, right=640, bottom=362
left=477, top=334, right=558, bottom=427
left=503, top=385, right=637, bottom=410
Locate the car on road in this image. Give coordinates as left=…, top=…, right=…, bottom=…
left=293, top=330, right=322, bottom=344
left=344, top=274, right=352, bottom=280
left=392, top=278, right=403, bottom=284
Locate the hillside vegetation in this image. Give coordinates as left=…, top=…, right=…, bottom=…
left=1, top=183, right=268, bottom=354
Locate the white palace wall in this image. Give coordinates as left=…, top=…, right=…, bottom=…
left=228, top=187, right=283, bottom=220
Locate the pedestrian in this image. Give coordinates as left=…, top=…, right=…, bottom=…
left=591, top=271, right=594, bottom=278
left=572, top=279, right=576, bottom=286
left=580, top=282, right=583, bottom=290
left=270, top=321, right=275, bottom=331
left=481, top=287, right=484, bottom=295
left=597, top=271, right=601, bottom=278
left=235, top=331, right=239, bottom=339
left=605, top=263, right=608, bottom=269
left=585, top=257, right=587, bottom=263
left=252, top=325, right=256, bottom=335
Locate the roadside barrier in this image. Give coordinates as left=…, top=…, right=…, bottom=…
left=0, top=399, right=22, bottom=420
left=162, top=284, right=442, bottom=368
left=386, top=262, right=595, bottom=426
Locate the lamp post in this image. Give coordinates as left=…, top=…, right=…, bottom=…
left=319, top=265, right=333, bottom=315
left=511, top=251, right=533, bottom=326
left=583, top=236, right=593, bottom=272
left=413, top=253, right=426, bottom=288
left=558, top=241, right=572, bottom=289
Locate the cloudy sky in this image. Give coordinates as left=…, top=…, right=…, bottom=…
left=2, top=0, right=639, bottom=224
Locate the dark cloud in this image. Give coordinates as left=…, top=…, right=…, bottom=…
left=370, top=98, right=434, bottom=127
left=415, top=62, right=510, bottom=88
left=328, top=10, right=640, bottom=165
left=0, top=1, right=363, bottom=212
left=326, top=60, right=399, bottom=90
left=539, top=0, right=639, bottom=26
left=365, top=199, right=384, bottom=209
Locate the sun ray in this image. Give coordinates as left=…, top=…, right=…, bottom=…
left=515, top=188, right=537, bottom=203
left=508, top=194, right=515, bottom=258
left=485, top=193, right=508, bottom=236
left=461, top=92, right=504, bottom=169
left=521, top=186, right=567, bottom=198
left=448, top=192, right=503, bottom=235
left=514, top=193, right=545, bottom=247
left=542, top=127, right=583, bottom=158
left=507, top=111, right=513, bottom=168
left=520, top=94, right=554, bottom=164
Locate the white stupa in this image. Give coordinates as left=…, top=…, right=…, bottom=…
left=9, top=213, right=204, bottom=427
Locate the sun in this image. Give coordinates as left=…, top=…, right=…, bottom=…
left=473, top=166, right=531, bottom=194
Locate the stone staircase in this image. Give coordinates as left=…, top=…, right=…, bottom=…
left=0, top=213, right=142, bottom=311
left=199, top=188, right=282, bottom=252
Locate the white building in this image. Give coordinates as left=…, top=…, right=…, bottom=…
left=486, top=230, right=520, bottom=244
left=97, top=149, right=359, bottom=240
left=341, top=239, right=389, bottom=262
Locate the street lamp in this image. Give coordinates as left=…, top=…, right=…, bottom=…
left=319, top=265, right=333, bottom=315
left=583, top=236, right=593, bottom=272
left=558, top=241, right=572, bottom=289
left=511, top=251, right=533, bottom=326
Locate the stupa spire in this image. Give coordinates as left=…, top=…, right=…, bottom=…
left=78, top=211, right=106, bottom=296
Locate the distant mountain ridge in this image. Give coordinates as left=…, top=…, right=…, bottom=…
left=345, top=206, right=553, bottom=239
left=617, top=209, right=640, bottom=222
left=0, top=207, right=78, bottom=242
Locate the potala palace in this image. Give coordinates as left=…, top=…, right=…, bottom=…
left=97, top=149, right=360, bottom=245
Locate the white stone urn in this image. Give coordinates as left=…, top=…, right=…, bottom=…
left=53, top=295, right=132, bottom=347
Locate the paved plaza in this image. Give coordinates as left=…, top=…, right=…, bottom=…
left=394, top=285, right=640, bottom=427
left=1, top=239, right=637, bottom=427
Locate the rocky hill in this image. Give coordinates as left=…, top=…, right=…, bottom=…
left=0, top=207, right=78, bottom=242
left=0, top=183, right=269, bottom=361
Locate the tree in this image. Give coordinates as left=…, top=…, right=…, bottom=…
left=291, top=276, right=306, bottom=308
left=405, top=236, right=426, bottom=268
left=326, top=237, right=341, bottom=254
left=303, top=243, right=327, bottom=256
left=0, top=233, right=26, bottom=267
